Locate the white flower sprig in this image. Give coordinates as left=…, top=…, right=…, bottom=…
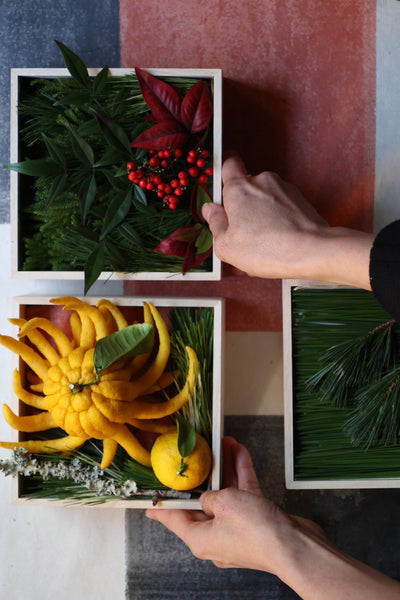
left=0, top=447, right=139, bottom=498
left=0, top=448, right=191, bottom=503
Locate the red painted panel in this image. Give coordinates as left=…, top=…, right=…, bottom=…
left=119, top=0, right=376, bottom=331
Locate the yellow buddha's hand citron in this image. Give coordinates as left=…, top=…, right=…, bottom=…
left=0, top=297, right=199, bottom=471
left=150, top=431, right=212, bottom=491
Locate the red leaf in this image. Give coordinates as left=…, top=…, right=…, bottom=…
left=180, top=81, right=213, bottom=134
left=135, top=67, right=182, bottom=124
left=130, top=119, right=189, bottom=150
left=182, top=244, right=212, bottom=274
left=155, top=226, right=193, bottom=257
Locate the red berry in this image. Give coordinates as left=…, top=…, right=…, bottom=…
left=149, top=156, right=160, bottom=167
left=157, top=150, right=165, bottom=158
left=170, top=179, right=179, bottom=188
left=164, top=184, right=172, bottom=194
left=146, top=181, right=154, bottom=190
left=200, top=149, right=210, bottom=159
left=135, top=169, right=143, bottom=178
left=151, top=175, right=162, bottom=185
left=139, top=179, right=147, bottom=189
left=188, top=167, right=199, bottom=178
left=196, top=158, right=206, bottom=168
left=205, top=167, right=213, bottom=176
left=174, top=148, right=183, bottom=158
left=178, top=171, right=187, bottom=179
left=127, top=161, right=136, bottom=171
left=157, top=182, right=165, bottom=191
left=188, top=149, right=197, bottom=158
left=174, top=187, right=183, bottom=196
left=157, top=190, right=165, bottom=198
left=199, top=174, right=208, bottom=184
left=168, top=199, right=178, bottom=210
left=163, top=149, right=172, bottom=158
left=161, top=159, right=169, bottom=169
left=128, top=171, right=136, bottom=181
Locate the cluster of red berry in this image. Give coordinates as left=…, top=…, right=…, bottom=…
left=126, top=148, right=213, bottom=210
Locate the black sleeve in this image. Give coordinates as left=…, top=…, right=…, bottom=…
left=369, top=220, right=400, bottom=321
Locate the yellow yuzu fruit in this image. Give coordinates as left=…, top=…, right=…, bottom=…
left=151, top=430, right=212, bottom=491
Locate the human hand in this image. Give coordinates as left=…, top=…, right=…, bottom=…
left=202, top=155, right=373, bottom=289
left=146, top=436, right=322, bottom=573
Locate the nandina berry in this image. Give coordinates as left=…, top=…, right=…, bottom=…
left=152, top=175, right=162, bottom=185
left=188, top=167, right=199, bottom=178
left=161, top=159, right=169, bottom=169
left=174, top=149, right=183, bottom=158
left=146, top=181, right=154, bottom=190
left=157, top=190, right=165, bottom=198
left=188, top=150, right=197, bottom=158
left=128, top=172, right=137, bottom=182
left=127, top=161, right=136, bottom=171
left=199, top=174, right=208, bottom=184
left=178, top=171, right=187, bottom=180
left=205, top=167, right=213, bottom=176
left=149, top=156, right=160, bottom=167
left=135, top=169, right=143, bottom=178
left=200, top=149, right=210, bottom=159
left=168, top=197, right=179, bottom=209
left=164, top=184, right=173, bottom=194
left=196, top=158, right=206, bottom=168
left=174, top=187, right=183, bottom=196
left=163, top=149, right=172, bottom=158
left=157, top=182, right=165, bottom=191
left=139, top=179, right=147, bottom=189
left=170, top=179, right=179, bottom=188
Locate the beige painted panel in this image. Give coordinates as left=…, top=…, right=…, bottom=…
left=224, top=332, right=283, bottom=416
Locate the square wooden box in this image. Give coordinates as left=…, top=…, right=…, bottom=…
left=7, top=295, right=224, bottom=508
left=283, top=279, right=400, bottom=489
left=10, top=67, right=222, bottom=282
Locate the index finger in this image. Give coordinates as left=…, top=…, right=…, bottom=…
left=222, top=153, right=248, bottom=184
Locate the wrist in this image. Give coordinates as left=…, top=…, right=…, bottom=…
left=273, top=522, right=400, bottom=600
left=295, top=226, right=374, bottom=290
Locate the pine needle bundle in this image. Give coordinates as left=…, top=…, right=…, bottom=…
left=292, top=287, right=400, bottom=481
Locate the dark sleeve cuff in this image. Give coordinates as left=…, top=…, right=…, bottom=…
left=369, top=220, right=400, bottom=321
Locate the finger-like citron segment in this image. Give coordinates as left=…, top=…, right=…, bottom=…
left=3, top=404, right=56, bottom=432
left=19, top=317, right=73, bottom=358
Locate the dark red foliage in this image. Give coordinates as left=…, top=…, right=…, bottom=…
left=130, top=68, right=213, bottom=151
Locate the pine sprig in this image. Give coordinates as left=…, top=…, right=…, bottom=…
left=306, top=319, right=399, bottom=408
left=169, top=307, right=214, bottom=443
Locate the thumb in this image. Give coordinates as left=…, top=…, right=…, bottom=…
left=202, top=203, right=228, bottom=237
left=234, top=442, right=263, bottom=497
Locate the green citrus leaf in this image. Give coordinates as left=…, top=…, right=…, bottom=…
left=195, top=226, right=213, bottom=254
left=55, top=40, right=89, bottom=87
left=94, top=323, right=155, bottom=375
left=195, top=183, right=212, bottom=222
left=176, top=414, right=197, bottom=458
